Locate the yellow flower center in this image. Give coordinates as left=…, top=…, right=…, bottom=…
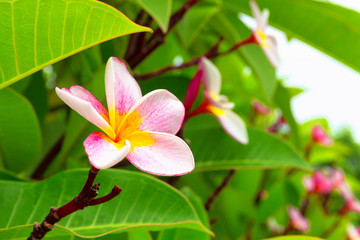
left=255, top=29, right=269, bottom=48
left=112, top=110, right=154, bottom=152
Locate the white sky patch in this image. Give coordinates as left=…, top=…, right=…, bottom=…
left=240, top=4, right=360, bottom=142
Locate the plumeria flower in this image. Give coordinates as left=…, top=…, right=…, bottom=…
left=266, top=217, right=285, bottom=234
left=250, top=0, right=280, bottom=68
left=287, top=206, right=309, bottom=232
left=56, top=57, right=194, bottom=175
left=347, top=224, right=360, bottom=240
left=185, top=57, right=248, bottom=144
left=311, top=125, right=333, bottom=146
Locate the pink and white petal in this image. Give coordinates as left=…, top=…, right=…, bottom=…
left=105, top=57, right=142, bottom=128
left=199, top=57, right=221, bottom=95
left=347, top=224, right=360, bottom=240
left=250, top=0, right=262, bottom=27
left=121, top=90, right=185, bottom=135
left=184, top=68, right=203, bottom=112
left=215, top=110, right=248, bottom=144
left=84, top=131, right=131, bottom=169
left=262, top=36, right=280, bottom=68
left=126, top=132, right=194, bottom=176
left=260, top=9, right=269, bottom=30
left=287, top=206, right=309, bottom=232
left=56, top=86, right=116, bottom=139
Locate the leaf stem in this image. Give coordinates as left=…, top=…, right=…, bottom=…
left=27, top=167, right=121, bottom=240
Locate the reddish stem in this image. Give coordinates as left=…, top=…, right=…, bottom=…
left=27, top=167, right=121, bottom=240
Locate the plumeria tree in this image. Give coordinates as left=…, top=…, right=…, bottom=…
left=0, top=0, right=360, bottom=239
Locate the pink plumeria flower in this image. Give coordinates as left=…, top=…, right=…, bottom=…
left=56, top=57, right=194, bottom=175
left=253, top=100, right=271, bottom=115
left=303, top=170, right=334, bottom=195
left=250, top=0, right=280, bottom=68
left=347, top=224, right=360, bottom=240
left=186, top=57, right=248, bottom=144
left=287, top=206, right=309, bottom=232
left=312, top=125, right=333, bottom=146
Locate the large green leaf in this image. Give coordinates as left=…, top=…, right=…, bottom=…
left=135, top=0, right=172, bottom=32
left=0, top=0, right=151, bottom=89
left=0, top=169, right=212, bottom=239
left=0, top=88, right=41, bottom=172
left=184, top=115, right=310, bottom=171
left=229, top=0, right=360, bottom=74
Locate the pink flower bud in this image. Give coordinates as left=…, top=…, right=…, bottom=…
left=287, top=206, right=309, bottom=232
left=253, top=101, right=271, bottom=115
left=312, top=125, right=332, bottom=146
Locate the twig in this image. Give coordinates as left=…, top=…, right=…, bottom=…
left=27, top=167, right=121, bottom=240
left=205, top=169, right=236, bottom=211
left=321, top=218, right=342, bottom=238
left=31, top=135, right=65, bottom=180
left=134, top=34, right=255, bottom=81
left=126, top=0, right=202, bottom=68
left=254, top=170, right=270, bottom=206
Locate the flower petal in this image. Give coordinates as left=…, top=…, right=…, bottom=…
left=120, top=90, right=185, bottom=135
left=184, top=68, right=203, bottom=113
left=199, top=57, right=221, bottom=95
left=126, top=132, right=194, bottom=176
left=214, top=109, right=248, bottom=144
left=262, top=35, right=280, bottom=68
left=250, top=0, right=262, bottom=28
left=84, top=131, right=131, bottom=169
left=55, top=86, right=116, bottom=139
left=105, top=57, right=142, bottom=129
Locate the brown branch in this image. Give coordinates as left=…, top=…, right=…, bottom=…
left=27, top=167, right=121, bottom=240
left=134, top=34, right=255, bottom=81
left=31, top=135, right=65, bottom=180
left=205, top=169, right=236, bottom=211
left=126, top=0, right=203, bottom=68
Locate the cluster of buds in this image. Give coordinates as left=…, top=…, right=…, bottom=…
left=303, top=168, right=344, bottom=195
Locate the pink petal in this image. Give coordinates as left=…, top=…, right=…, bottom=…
left=250, top=0, right=262, bottom=28
left=199, top=57, right=221, bottom=95
left=302, top=176, right=315, bottom=193
left=126, top=132, right=194, bottom=176
left=184, top=68, right=203, bottom=113
left=347, top=224, right=360, bottom=240
left=313, top=170, right=333, bottom=194
left=120, top=90, right=185, bottom=135
left=84, top=131, right=131, bottom=169
left=287, top=206, right=309, bottom=232
left=105, top=57, right=142, bottom=129
left=55, top=86, right=116, bottom=139
left=215, top=109, right=248, bottom=144
left=262, top=35, right=280, bottom=68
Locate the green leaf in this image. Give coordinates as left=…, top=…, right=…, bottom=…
left=0, top=169, right=212, bottom=239
left=135, top=0, right=172, bottom=32
left=0, top=88, right=41, bottom=172
left=0, top=0, right=151, bottom=89
left=232, top=0, right=360, bottom=74
left=158, top=187, right=210, bottom=240
left=175, top=0, right=220, bottom=49
left=185, top=115, right=310, bottom=171
left=263, top=236, right=326, bottom=240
